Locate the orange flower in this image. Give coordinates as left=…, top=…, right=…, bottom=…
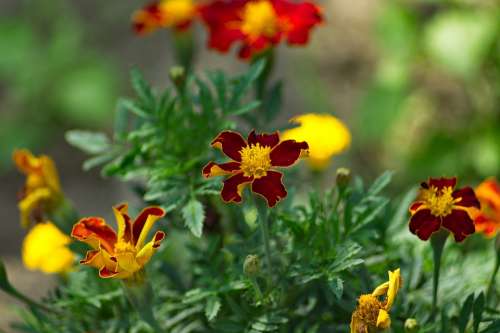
left=203, top=130, right=308, bottom=207
left=133, top=0, right=198, bottom=35
left=71, top=203, right=166, bottom=279
left=199, top=0, right=323, bottom=59
left=473, top=178, right=500, bottom=238
left=13, top=149, right=62, bottom=228
left=409, top=177, right=480, bottom=242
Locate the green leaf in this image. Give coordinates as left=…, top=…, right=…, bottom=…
left=482, top=320, right=500, bottom=333
left=181, top=198, right=205, bottom=237
left=367, top=171, right=393, bottom=196
left=328, top=277, right=343, bottom=300
left=472, top=292, right=485, bottom=333
left=118, top=98, right=153, bottom=119
left=0, top=259, right=15, bottom=295
left=205, top=296, right=221, bottom=321
left=65, top=130, right=111, bottom=154
left=458, top=293, right=474, bottom=333
left=231, top=100, right=261, bottom=116
left=130, top=68, right=154, bottom=105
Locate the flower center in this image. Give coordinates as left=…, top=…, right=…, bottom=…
left=241, top=0, right=279, bottom=39
left=114, top=240, right=136, bottom=255
left=159, top=0, right=195, bottom=26
left=356, top=294, right=382, bottom=327
left=422, top=186, right=459, bottom=217
left=240, top=143, right=272, bottom=178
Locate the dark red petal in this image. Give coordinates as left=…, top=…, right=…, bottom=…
left=251, top=171, right=287, bottom=207
left=71, top=217, right=117, bottom=253
left=132, top=4, right=163, bottom=35
left=80, top=250, right=100, bottom=265
left=409, top=209, right=441, bottom=241
left=247, top=130, right=280, bottom=148
left=428, top=177, right=457, bottom=190
left=132, top=207, right=166, bottom=245
left=211, top=131, right=247, bottom=162
left=115, top=203, right=133, bottom=242
left=442, top=209, right=475, bottom=242
left=152, top=231, right=166, bottom=249
left=409, top=202, right=424, bottom=213
left=221, top=172, right=253, bottom=203
left=453, top=187, right=480, bottom=208
left=202, top=161, right=241, bottom=178
left=270, top=140, right=309, bottom=167
left=99, top=266, right=119, bottom=279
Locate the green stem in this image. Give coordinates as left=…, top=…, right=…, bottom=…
left=256, top=198, right=273, bottom=281
left=430, top=230, right=448, bottom=317
left=486, top=245, right=500, bottom=304
left=250, top=277, right=264, bottom=301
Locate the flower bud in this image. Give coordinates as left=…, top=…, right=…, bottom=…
left=169, top=66, right=186, bottom=89
left=336, top=167, right=351, bottom=189
left=404, top=318, right=419, bottom=332
left=243, top=254, right=260, bottom=277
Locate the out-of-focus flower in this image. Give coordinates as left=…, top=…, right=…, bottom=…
left=350, top=269, right=401, bottom=333
left=199, top=0, right=323, bottom=59
left=473, top=178, right=500, bottom=238
left=133, top=0, right=198, bottom=35
left=203, top=130, right=308, bottom=207
left=404, top=318, right=419, bottom=333
left=71, top=204, right=166, bottom=279
left=282, top=114, right=350, bottom=170
left=22, top=222, right=74, bottom=274
left=409, top=177, right=480, bottom=242
left=13, top=149, right=62, bottom=228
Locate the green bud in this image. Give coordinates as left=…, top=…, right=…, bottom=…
left=243, top=255, right=260, bottom=277
left=169, top=66, right=186, bottom=88
left=404, top=318, right=419, bottom=332
left=336, top=168, right=351, bottom=189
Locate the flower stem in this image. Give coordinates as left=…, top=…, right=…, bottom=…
left=486, top=238, right=500, bottom=304
left=430, top=230, right=448, bottom=316
left=256, top=198, right=273, bottom=282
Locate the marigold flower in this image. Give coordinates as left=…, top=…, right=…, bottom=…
left=409, top=177, right=480, bottom=242
left=199, top=0, right=323, bottom=59
left=133, top=0, right=198, bottom=35
left=350, top=269, right=401, bottom=333
left=71, top=203, right=166, bottom=279
left=13, top=149, right=62, bottom=228
left=203, top=130, right=308, bottom=207
left=282, top=113, right=351, bottom=170
left=22, top=222, right=74, bottom=274
left=473, top=178, right=500, bottom=238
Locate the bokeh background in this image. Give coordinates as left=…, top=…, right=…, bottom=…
left=0, top=0, right=499, bottom=330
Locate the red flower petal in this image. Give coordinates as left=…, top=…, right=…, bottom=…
left=211, top=131, right=248, bottom=162
left=71, top=217, right=117, bottom=253
left=274, top=1, right=323, bottom=45
left=442, top=209, right=475, bottom=242
left=202, top=161, right=241, bottom=178
left=409, top=209, right=441, bottom=241
left=428, top=177, right=457, bottom=190
left=80, top=250, right=101, bottom=265
left=221, top=172, right=253, bottom=203
left=132, top=4, right=163, bottom=35
left=99, top=266, right=119, bottom=279
left=270, top=140, right=309, bottom=167
left=152, top=231, right=166, bottom=249
left=409, top=202, right=425, bottom=214
left=251, top=170, right=287, bottom=207
left=453, top=187, right=480, bottom=208
left=247, top=130, right=280, bottom=148
left=132, top=207, right=166, bottom=245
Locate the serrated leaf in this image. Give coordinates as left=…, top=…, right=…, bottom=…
left=181, top=199, right=205, bottom=238
left=205, top=296, right=221, bottom=321
left=65, top=130, right=111, bottom=154
left=367, top=171, right=393, bottom=196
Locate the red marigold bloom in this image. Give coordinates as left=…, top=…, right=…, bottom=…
left=409, top=177, right=480, bottom=242
left=473, top=178, right=500, bottom=238
left=133, top=0, right=198, bottom=35
left=203, top=130, right=308, bottom=207
left=71, top=203, right=166, bottom=279
left=199, top=0, right=323, bottom=59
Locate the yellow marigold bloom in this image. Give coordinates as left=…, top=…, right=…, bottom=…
left=71, top=203, right=166, bottom=279
left=281, top=113, right=351, bottom=170
left=13, top=149, right=62, bottom=228
left=350, top=268, right=401, bottom=333
left=22, top=222, right=74, bottom=274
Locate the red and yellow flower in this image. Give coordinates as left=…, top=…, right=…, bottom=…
left=203, top=130, right=308, bottom=207
left=133, top=0, right=198, bottom=35
left=409, top=177, right=480, bottom=242
left=473, top=178, right=500, bottom=238
left=199, top=0, right=323, bottom=59
left=71, top=203, right=166, bottom=279
left=13, top=149, right=63, bottom=228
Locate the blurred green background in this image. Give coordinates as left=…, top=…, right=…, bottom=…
left=0, top=0, right=499, bottom=330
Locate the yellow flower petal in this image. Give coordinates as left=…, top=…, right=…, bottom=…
left=376, top=309, right=391, bottom=329
left=386, top=268, right=401, bottom=310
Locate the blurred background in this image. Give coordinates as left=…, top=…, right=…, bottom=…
left=0, top=0, right=499, bottom=330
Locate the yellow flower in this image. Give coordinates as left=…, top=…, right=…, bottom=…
left=71, top=203, right=166, bottom=279
left=281, top=114, right=351, bottom=170
left=13, top=149, right=62, bottom=228
left=22, top=222, right=74, bottom=274
left=350, top=269, right=402, bottom=333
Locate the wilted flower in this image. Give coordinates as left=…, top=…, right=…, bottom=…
left=13, top=149, right=63, bottom=228
left=72, top=204, right=166, bottom=279
left=203, top=130, right=308, bottom=207
left=473, top=178, right=500, bottom=238
left=282, top=114, right=351, bottom=170
left=133, top=0, right=198, bottom=35
left=22, top=222, right=74, bottom=274
left=199, top=0, right=323, bottom=59
left=351, top=269, right=401, bottom=333
left=409, top=177, right=480, bottom=242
